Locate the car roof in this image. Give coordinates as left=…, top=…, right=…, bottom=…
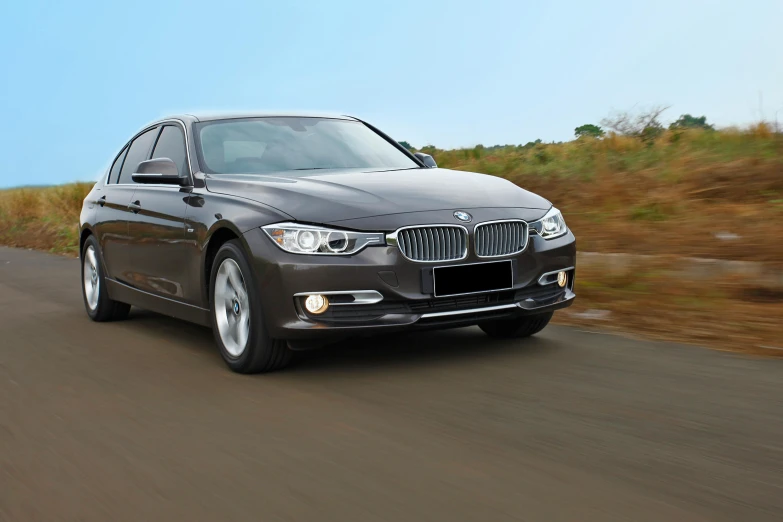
left=152, top=111, right=358, bottom=124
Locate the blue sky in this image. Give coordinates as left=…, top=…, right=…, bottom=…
left=1, top=0, right=781, bottom=187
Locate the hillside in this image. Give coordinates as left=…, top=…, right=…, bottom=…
left=426, top=125, right=783, bottom=264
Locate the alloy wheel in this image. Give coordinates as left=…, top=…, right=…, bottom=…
left=214, top=258, right=251, bottom=357
left=83, top=245, right=100, bottom=311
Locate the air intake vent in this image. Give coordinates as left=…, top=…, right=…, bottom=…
left=475, top=220, right=528, bottom=257
left=394, top=226, right=467, bottom=262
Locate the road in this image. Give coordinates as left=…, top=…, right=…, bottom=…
left=1, top=246, right=782, bottom=521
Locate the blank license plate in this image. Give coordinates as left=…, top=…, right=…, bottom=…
left=433, top=261, right=513, bottom=297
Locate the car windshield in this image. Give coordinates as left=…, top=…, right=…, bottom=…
left=195, top=117, right=419, bottom=174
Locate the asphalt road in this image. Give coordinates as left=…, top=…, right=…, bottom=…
left=1, top=246, right=782, bottom=521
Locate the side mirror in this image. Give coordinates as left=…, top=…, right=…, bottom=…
left=414, top=152, right=437, bottom=168
left=132, top=158, right=187, bottom=185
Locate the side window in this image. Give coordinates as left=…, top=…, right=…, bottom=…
left=117, top=127, right=159, bottom=184
left=151, top=125, right=188, bottom=177
left=108, top=147, right=128, bottom=184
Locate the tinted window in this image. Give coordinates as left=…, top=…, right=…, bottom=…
left=196, top=117, right=419, bottom=175
left=117, top=127, right=159, bottom=184
left=108, top=147, right=128, bottom=184
left=151, top=125, right=188, bottom=177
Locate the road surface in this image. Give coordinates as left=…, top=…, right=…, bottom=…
left=1, top=246, right=781, bottom=521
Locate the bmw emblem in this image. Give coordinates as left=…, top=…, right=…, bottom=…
left=453, top=211, right=472, bottom=223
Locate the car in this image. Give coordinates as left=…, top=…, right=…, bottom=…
left=79, top=112, right=576, bottom=373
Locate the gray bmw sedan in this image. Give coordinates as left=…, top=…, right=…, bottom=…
left=80, top=113, right=576, bottom=373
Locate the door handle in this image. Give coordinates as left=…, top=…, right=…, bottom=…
left=97, top=195, right=106, bottom=207
left=128, top=200, right=142, bottom=214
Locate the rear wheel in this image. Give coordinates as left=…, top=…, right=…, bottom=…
left=209, top=240, right=292, bottom=374
left=81, top=235, right=131, bottom=322
left=479, top=312, right=553, bottom=339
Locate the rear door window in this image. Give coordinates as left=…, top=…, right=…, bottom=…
left=108, top=147, right=128, bottom=184
left=117, top=127, right=160, bottom=184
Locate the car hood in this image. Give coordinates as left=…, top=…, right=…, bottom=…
left=204, top=168, right=551, bottom=224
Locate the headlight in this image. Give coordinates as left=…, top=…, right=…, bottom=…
left=531, top=207, right=567, bottom=239
left=262, top=222, right=385, bottom=255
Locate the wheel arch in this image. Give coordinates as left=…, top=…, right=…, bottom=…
left=79, top=226, right=94, bottom=258
left=202, top=224, right=249, bottom=304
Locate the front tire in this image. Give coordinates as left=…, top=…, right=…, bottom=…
left=479, top=312, right=553, bottom=339
left=81, top=235, right=131, bottom=322
left=209, top=240, right=292, bottom=374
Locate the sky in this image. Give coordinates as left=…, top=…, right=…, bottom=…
left=1, top=0, right=781, bottom=187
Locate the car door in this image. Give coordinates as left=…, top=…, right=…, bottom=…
left=94, top=127, right=159, bottom=284
left=126, top=124, right=191, bottom=302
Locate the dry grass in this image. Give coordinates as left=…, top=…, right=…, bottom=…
left=430, top=128, right=783, bottom=264
left=557, top=257, right=783, bottom=356
left=0, top=183, right=93, bottom=256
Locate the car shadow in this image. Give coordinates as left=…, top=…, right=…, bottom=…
left=123, top=307, right=218, bottom=355
left=123, top=308, right=561, bottom=375
left=291, top=328, right=560, bottom=375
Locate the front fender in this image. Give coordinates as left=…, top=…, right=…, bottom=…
left=182, top=190, right=292, bottom=308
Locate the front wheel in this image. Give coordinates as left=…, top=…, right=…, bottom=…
left=209, top=240, right=292, bottom=374
left=479, top=312, right=553, bottom=339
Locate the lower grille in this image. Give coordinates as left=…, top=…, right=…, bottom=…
left=475, top=220, right=528, bottom=257
left=308, top=284, right=565, bottom=323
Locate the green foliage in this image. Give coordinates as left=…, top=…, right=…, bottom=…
left=519, top=139, right=542, bottom=150
left=533, top=146, right=552, bottom=164
left=629, top=202, right=669, bottom=221
left=398, top=141, right=413, bottom=150
left=574, top=124, right=605, bottom=139
left=669, top=114, right=714, bottom=131
left=640, top=121, right=664, bottom=145
left=429, top=124, right=782, bottom=190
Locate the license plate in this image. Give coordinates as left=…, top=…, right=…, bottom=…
left=433, top=260, right=513, bottom=297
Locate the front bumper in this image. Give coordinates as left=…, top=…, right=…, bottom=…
left=242, top=224, right=576, bottom=341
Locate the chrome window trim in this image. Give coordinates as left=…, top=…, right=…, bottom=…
left=292, top=290, right=383, bottom=305
left=537, top=266, right=575, bottom=286
left=473, top=219, right=529, bottom=258
left=116, top=184, right=185, bottom=190
left=386, top=224, right=469, bottom=263
left=113, top=118, right=194, bottom=187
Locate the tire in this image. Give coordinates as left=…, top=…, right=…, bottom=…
left=479, top=312, right=553, bottom=339
left=209, top=239, right=292, bottom=374
left=81, top=235, right=131, bottom=322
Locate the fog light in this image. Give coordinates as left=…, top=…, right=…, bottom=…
left=304, top=294, right=329, bottom=314
left=557, top=271, right=568, bottom=288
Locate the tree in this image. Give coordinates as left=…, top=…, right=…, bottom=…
left=398, top=141, right=413, bottom=150
left=669, top=114, right=714, bottom=131
left=574, top=124, right=605, bottom=139
left=519, top=139, right=542, bottom=150
left=600, top=105, right=670, bottom=138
